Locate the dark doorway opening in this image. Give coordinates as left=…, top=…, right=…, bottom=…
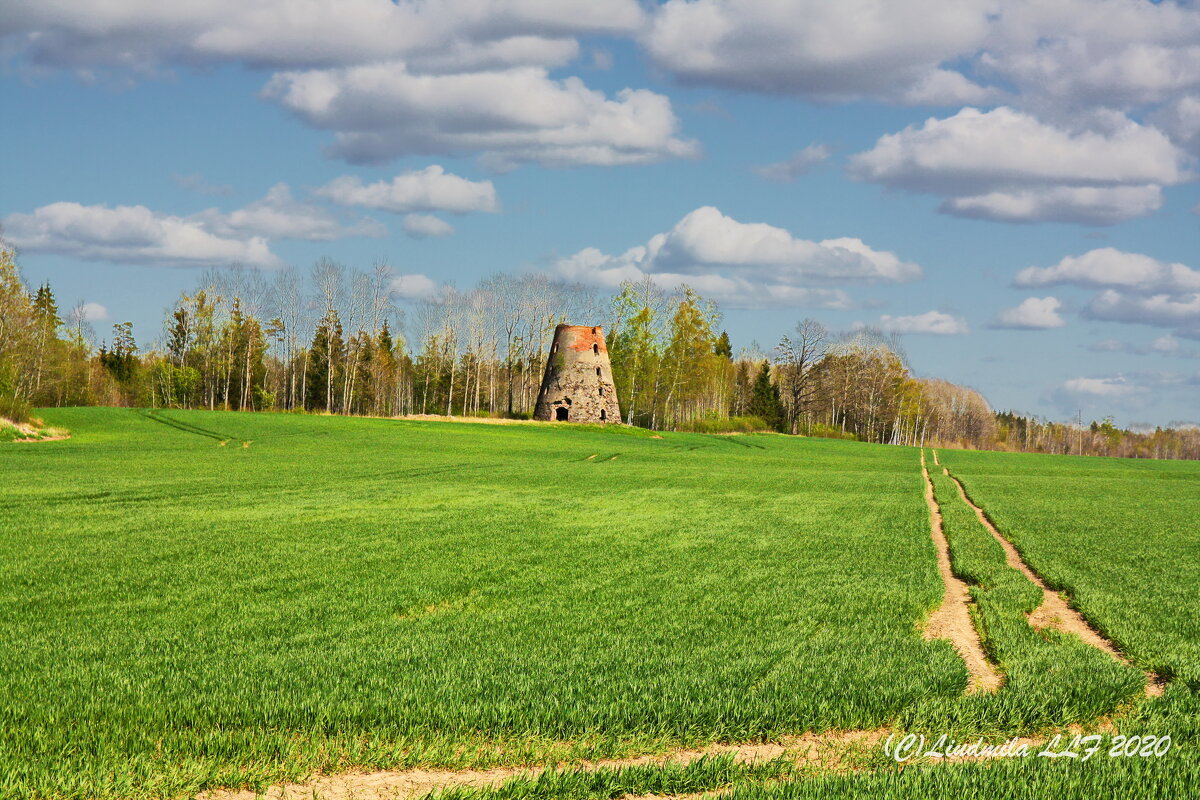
left=600, top=409, right=607, bottom=421
left=555, top=407, right=569, bottom=421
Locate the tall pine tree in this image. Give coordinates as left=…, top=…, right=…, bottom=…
left=747, top=360, right=783, bottom=431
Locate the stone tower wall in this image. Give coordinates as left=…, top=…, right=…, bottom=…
left=533, top=324, right=621, bottom=423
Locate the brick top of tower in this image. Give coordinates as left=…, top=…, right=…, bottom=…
left=554, top=324, right=608, bottom=353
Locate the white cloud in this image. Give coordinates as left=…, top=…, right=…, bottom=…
left=2, top=1, right=644, bottom=73
left=79, top=302, right=108, bottom=322
left=263, top=62, right=699, bottom=167
left=942, top=186, right=1164, bottom=226
left=644, top=0, right=994, bottom=105
left=198, top=183, right=385, bottom=241
left=1015, top=248, right=1200, bottom=293
left=1015, top=248, right=1200, bottom=332
left=868, top=310, right=969, bottom=336
left=552, top=206, right=921, bottom=309
left=754, top=144, right=832, bottom=182
left=849, top=107, right=1189, bottom=225
left=1154, top=95, right=1200, bottom=156
left=2, top=2, right=689, bottom=172
left=899, top=68, right=1000, bottom=106
left=18, top=0, right=1200, bottom=128
left=1, top=186, right=383, bottom=268
left=317, top=166, right=498, bottom=214
left=402, top=214, right=454, bottom=238
left=993, top=296, right=1066, bottom=329
left=642, top=0, right=1200, bottom=124
left=390, top=273, right=439, bottom=299
left=1085, top=290, right=1200, bottom=328
left=2, top=202, right=281, bottom=268
left=1060, top=375, right=1147, bottom=399
left=980, top=2, right=1200, bottom=112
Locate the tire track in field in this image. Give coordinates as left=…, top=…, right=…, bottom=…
left=138, top=409, right=241, bottom=444
left=938, top=457, right=1166, bottom=698
left=919, top=449, right=1004, bottom=694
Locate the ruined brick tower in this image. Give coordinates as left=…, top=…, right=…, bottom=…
left=534, top=324, right=621, bottom=423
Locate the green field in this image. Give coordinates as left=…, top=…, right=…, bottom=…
left=2, top=409, right=1198, bottom=799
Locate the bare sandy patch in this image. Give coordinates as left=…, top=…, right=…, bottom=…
left=920, top=450, right=1004, bottom=694
left=2, top=416, right=70, bottom=442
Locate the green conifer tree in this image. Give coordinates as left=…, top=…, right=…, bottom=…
left=714, top=330, right=733, bottom=358
left=747, top=360, right=783, bottom=431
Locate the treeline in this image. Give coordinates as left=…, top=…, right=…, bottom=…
left=2, top=246, right=1198, bottom=460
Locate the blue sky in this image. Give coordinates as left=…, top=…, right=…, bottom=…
left=3, top=1, right=1200, bottom=427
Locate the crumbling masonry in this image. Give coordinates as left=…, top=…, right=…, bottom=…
left=534, top=324, right=621, bottom=423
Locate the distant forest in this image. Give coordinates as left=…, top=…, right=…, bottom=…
left=3, top=246, right=1198, bottom=460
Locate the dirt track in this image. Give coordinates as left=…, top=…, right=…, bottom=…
left=920, top=450, right=1003, bottom=693
left=938, top=458, right=1164, bottom=698
left=198, top=731, right=885, bottom=800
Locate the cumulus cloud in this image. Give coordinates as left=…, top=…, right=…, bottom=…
left=642, top=0, right=1200, bottom=121
left=1, top=2, right=691, bottom=172
left=402, top=214, right=454, bottom=238
left=866, top=310, right=970, bottom=336
left=316, top=166, right=498, bottom=214
left=980, top=2, right=1200, bottom=112
left=1154, top=95, right=1200, bottom=157
left=15, top=0, right=1200, bottom=173
left=992, top=296, right=1066, bottom=329
left=263, top=62, right=699, bottom=167
left=1085, top=290, right=1200, bottom=329
left=641, top=0, right=1200, bottom=205
left=644, top=0, right=995, bottom=104
left=1015, top=248, right=1200, bottom=294
left=1, top=186, right=382, bottom=268
left=1, top=0, right=644, bottom=73
left=1060, top=375, right=1147, bottom=399
left=19, top=0, right=1200, bottom=126
left=849, top=107, right=1189, bottom=225
left=197, top=183, right=385, bottom=241
left=390, top=273, right=440, bottom=299
left=78, top=302, right=108, bottom=322
left=1015, top=248, right=1200, bottom=333
left=551, top=206, right=921, bottom=308
left=1, top=202, right=282, bottom=268
left=754, top=144, right=832, bottom=182
left=943, top=186, right=1164, bottom=226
